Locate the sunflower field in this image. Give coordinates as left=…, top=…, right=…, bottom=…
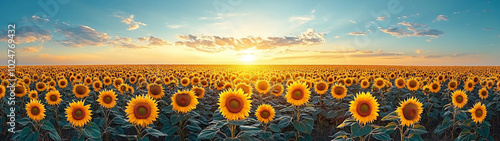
left=0, top=65, right=499, bottom=141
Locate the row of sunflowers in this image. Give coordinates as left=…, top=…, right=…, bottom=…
left=0, top=65, right=499, bottom=141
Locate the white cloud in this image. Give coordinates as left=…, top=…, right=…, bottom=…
left=416, top=49, right=422, bottom=54
left=116, top=14, right=147, bottom=30
left=436, top=15, right=448, bottom=21
left=349, top=20, right=357, bottom=24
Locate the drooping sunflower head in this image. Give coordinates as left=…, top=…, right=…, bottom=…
left=191, top=77, right=200, bottom=85
left=147, top=83, right=164, bottom=99
left=446, top=80, right=457, bottom=91
left=429, top=81, right=440, bottom=93
left=468, top=102, right=487, bottom=124
left=171, top=90, right=199, bottom=113
left=452, top=90, right=468, bottom=109
left=285, top=82, right=311, bottom=106
left=28, top=90, right=38, bottom=100
left=113, top=78, right=123, bottom=89
left=478, top=88, right=488, bottom=100
left=255, top=80, right=270, bottom=94
left=26, top=99, right=46, bottom=121
left=406, top=78, right=419, bottom=91
left=271, top=84, right=284, bottom=96
left=191, top=86, right=206, bottom=98
left=395, top=77, right=406, bottom=89
left=218, top=88, right=252, bottom=121
left=331, top=83, right=347, bottom=100
left=14, top=84, right=27, bottom=97
left=125, top=95, right=159, bottom=127
left=45, top=90, right=62, bottom=105
left=314, top=81, right=329, bottom=95
left=223, top=83, right=234, bottom=90
left=97, top=89, right=117, bottom=109
left=65, top=100, right=92, bottom=127
left=255, top=104, right=276, bottom=124
left=201, top=80, right=209, bottom=87
left=396, top=97, right=423, bottom=127
left=36, top=82, right=47, bottom=92
left=235, top=83, right=252, bottom=97
left=349, top=92, right=379, bottom=125
left=464, top=80, right=475, bottom=92
left=72, top=84, right=90, bottom=99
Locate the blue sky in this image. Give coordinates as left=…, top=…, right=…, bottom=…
left=0, top=0, right=499, bottom=65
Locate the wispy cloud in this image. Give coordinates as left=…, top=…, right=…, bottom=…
left=377, top=16, right=387, bottom=21
left=416, top=49, right=422, bottom=54
left=116, top=14, right=147, bottom=30
left=379, top=21, right=444, bottom=42
left=435, top=15, right=448, bottom=21
left=20, top=46, right=43, bottom=53
left=348, top=32, right=367, bottom=36
left=54, top=23, right=110, bottom=47
left=289, top=10, right=315, bottom=25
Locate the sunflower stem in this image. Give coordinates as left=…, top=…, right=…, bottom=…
left=54, top=105, right=62, bottom=137
left=451, top=106, right=457, bottom=140
left=399, top=124, right=404, bottom=141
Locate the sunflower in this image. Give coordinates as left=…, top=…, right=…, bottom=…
left=118, top=83, right=130, bottom=94
left=255, top=80, right=270, bottom=94
left=396, top=97, right=423, bottom=127
left=113, top=78, right=124, bottom=89
left=468, top=102, right=487, bottom=124
left=360, top=79, right=370, bottom=89
left=478, top=88, right=488, bottom=100
left=26, top=99, right=46, bottom=121
left=218, top=88, right=252, bottom=121
left=147, top=83, right=164, bottom=99
left=448, top=80, right=458, bottom=91
left=58, top=79, right=68, bottom=89
left=171, top=90, right=199, bottom=113
left=96, top=90, right=117, bottom=109
left=235, top=83, right=252, bottom=96
left=464, top=80, right=474, bottom=92
left=180, top=77, right=190, bottom=87
left=344, top=78, right=353, bottom=87
left=422, top=85, right=431, bottom=94
left=14, top=84, right=27, bottom=97
left=271, top=84, right=284, bottom=96
left=224, top=83, right=234, bottom=90
left=92, top=81, right=103, bottom=92
left=349, top=92, right=379, bottom=125
left=285, top=82, right=311, bottom=106
left=0, top=85, right=5, bottom=99
left=103, top=77, right=112, bottom=86
left=201, top=80, right=209, bottom=87
left=36, top=82, right=47, bottom=92
left=45, top=90, right=62, bottom=105
left=329, top=84, right=346, bottom=100
left=406, top=78, right=419, bottom=91
left=255, top=104, right=276, bottom=124
left=28, top=90, right=38, bottom=100
left=65, top=100, right=92, bottom=127
left=191, top=86, right=205, bottom=98
left=127, top=86, right=135, bottom=95
left=314, top=81, right=329, bottom=95
left=129, top=76, right=137, bottom=84
left=191, top=77, right=200, bottom=86
left=395, top=77, right=406, bottom=89
left=452, top=90, right=468, bottom=109
left=84, top=77, right=92, bottom=86
left=374, top=78, right=385, bottom=90
left=73, top=84, right=90, bottom=99
left=429, top=81, right=440, bottom=93
left=125, top=95, right=159, bottom=127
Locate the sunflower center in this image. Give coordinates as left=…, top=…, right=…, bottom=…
left=456, top=95, right=463, bottom=103
left=292, top=90, right=304, bottom=100
left=134, top=103, right=151, bottom=119
left=37, top=83, right=45, bottom=89
left=150, top=85, right=162, bottom=95
left=103, top=96, right=112, bottom=104
left=73, top=109, right=85, bottom=120
left=432, top=84, right=438, bottom=89
left=357, top=103, right=371, bottom=117
left=334, top=86, right=344, bottom=95
left=317, top=83, right=326, bottom=91
left=175, top=94, right=191, bottom=107
left=50, top=95, right=57, bottom=101
left=86, top=79, right=91, bottom=83
left=363, top=81, right=368, bottom=86
left=397, top=80, right=404, bottom=86
left=61, top=81, right=66, bottom=85
left=261, top=110, right=270, bottom=119
left=475, top=109, right=483, bottom=117
left=468, top=83, right=472, bottom=88
left=75, top=86, right=87, bottom=95
left=14, top=85, right=25, bottom=93
left=182, top=79, right=188, bottom=84
left=481, top=91, right=487, bottom=96
left=346, top=79, right=351, bottom=84
left=194, top=89, right=203, bottom=97
left=376, top=80, right=384, bottom=86
left=258, top=82, right=268, bottom=90
left=120, top=86, right=127, bottom=91
left=409, top=81, right=417, bottom=88
left=226, top=96, right=244, bottom=113
left=402, top=103, right=418, bottom=120
left=31, top=107, right=40, bottom=115
left=31, top=94, right=36, bottom=98
left=450, top=82, right=456, bottom=88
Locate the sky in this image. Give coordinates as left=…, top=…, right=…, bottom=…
left=0, top=0, right=499, bottom=66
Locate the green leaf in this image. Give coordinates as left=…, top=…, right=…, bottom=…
left=170, top=114, right=184, bottom=125
left=381, top=111, right=398, bottom=121
left=19, top=127, right=32, bottom=140
left=162, top=105, right=174, bottom=113
left=326, top=110, right=338, bottom=118
left=41, top=120, right=56, bottom=131
left=269, top=124, right=280, bottom=132
left=139, top=136, right=149, bottom=141
left=384, top=122, right=396, bottom=134
left=26, top=132, right=39, bottom=141
left=292, top=118, right=314, bottom=134
left=337, top=117, right=356, bottom=128
left=407, top=134, right=423, bottom=141
left=278, top=116, right=291, bottom=128
left=186, top=122, right=202, bottom=132
left=239, top=125, right=262, bottom=136
left=351, top=123, right=372, bottom=137
left=113, top=116, right=126, bottom=124
left=17, top=117, right=30, bottom=126
left=71, top=136, right=85, bottom=141
left=411, top=124, right=427, bottom=135
left=145, top=128, right=166, bottom=137
left=434, top=117, right=453, bottom=135
left=161, top=125, right=178, bottom=135
left=476, top=123, right=490, bottom=137
left=228, top=119, right=246, bottom=126
left=83, top=122, right=101, bottom=139
left=372, top=132, right=391, bottom=140
left=259, top=131, right=272, bottom=140
left=198, top=129, right=217, bottom=139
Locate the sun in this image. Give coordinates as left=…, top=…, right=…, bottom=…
left=240, top=54, right=255, bottom=62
